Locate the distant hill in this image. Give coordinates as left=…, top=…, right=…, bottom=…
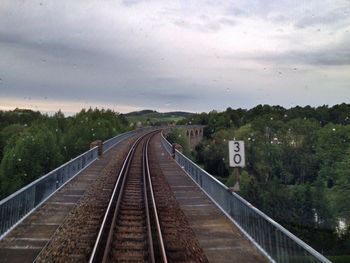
left=124, top=110, right=157, bottom=117
left=124, top=109, right=192, bottom=125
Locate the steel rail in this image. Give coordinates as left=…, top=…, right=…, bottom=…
left=145, top=133, right=168, bottom=263
left=89, top=133, right=146, bottom=263
left=143, top=134, right=156, bottom=263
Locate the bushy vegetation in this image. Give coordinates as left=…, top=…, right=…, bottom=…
left=178, top=104, right=350, bottom=257
left=0, top=108, right=129, bottom=199
left=165, top=128, right=191, bottom=156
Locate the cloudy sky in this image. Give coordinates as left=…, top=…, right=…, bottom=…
left=0, top=0, right=349, bottom=114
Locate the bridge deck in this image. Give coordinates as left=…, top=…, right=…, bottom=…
left=152, top=133, right=267, bottom=263
left=1, top=131, right=269, bottom=262
left=0, top=138, right=133, bottom=263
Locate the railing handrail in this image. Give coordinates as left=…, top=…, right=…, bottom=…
left=102, top=129, right=134, bottom=146
left=160, top=131, right=331, bottom=263
left=0, top=146, right=98, bottom=206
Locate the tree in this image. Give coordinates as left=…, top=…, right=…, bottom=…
left=316, top=124, right=350, bottom=185
left=0, top=124, right=26, bottom=160
left=166, top=129, right=191, bottom=156
left=0, top=124, right=63, bottom=198
left=333, top=148, right=350, bottom=221
left=239, top=171, right=261, bottom=207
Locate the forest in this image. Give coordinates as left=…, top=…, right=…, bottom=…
left=0, top=108, right=129, bottom=199
left=169, top=103, right=350, bottom=261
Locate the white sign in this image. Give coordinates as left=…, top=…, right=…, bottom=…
left=229, top=140, right=245, bottom=167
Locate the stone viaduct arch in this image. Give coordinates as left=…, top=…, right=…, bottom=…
left=183, top=126, right=204, bottom=149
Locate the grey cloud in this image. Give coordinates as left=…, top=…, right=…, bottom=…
left=225, top=0, right=286, bottom=18
left=173, top=16, right=236, bottom=33
left=252, top=36, right=350, bottom=66
left=218, top=18, right=237, bottom=26
left=122, top=0, right=144, bottom=6
left=294, top=7, right=350, bottom=29
left=227, top=7, right=246, bottom=17
left=268, top=14, right=290, bottom=24
left=0, top=73, right=198, bottom=109
left=0, top=31, right=111, bottom=65
left=224, top=0, right=350, bottom=30
left=0, top=33, right=199, bottom=109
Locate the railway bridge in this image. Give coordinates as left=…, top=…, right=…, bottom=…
left=0, top=127, right=331, bottom=263
left=183, top=125, right=204, bottom=149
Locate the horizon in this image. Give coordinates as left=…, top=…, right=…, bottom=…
left=2, top=102, right=349, bottom=117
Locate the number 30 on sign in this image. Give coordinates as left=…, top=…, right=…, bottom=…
left=228, top=141, right=245, bottom=167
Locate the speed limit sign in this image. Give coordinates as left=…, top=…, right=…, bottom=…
left=229, top=141, right=245, bottom=167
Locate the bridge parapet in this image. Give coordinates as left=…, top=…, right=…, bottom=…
left=0, top=129, right=143, bottom=240
left=161, top=133, right=331, bottom=263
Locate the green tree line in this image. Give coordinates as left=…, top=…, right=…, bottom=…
left=0, top=108, right=130, bottom=199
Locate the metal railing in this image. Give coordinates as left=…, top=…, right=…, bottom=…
left=0, top=147, right=98, bottom=239
left=102, top=129, right=143, bottom=153
left=0, top=129, right=141, bottom=239
left=161, top=133, right=331, bottom=263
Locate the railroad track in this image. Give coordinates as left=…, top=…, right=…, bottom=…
left=89, top=131, right=167, bottom=263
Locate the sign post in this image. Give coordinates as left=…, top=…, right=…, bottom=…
left=228, top=140, right=245, bottom=191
